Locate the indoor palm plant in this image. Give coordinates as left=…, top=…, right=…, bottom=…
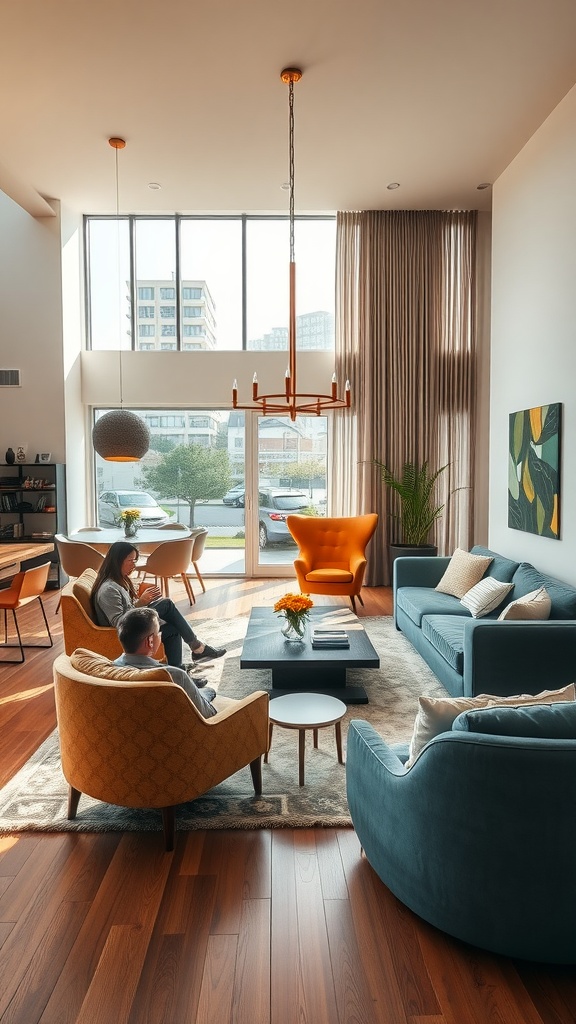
left=374, top=459, right=448, bottom=558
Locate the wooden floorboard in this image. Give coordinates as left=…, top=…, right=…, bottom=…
left=0, top=578, right=574, bottom=1022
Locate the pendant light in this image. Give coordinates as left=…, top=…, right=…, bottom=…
left=92, top=138, right=150, bottom=462
left=232, top=68, right=351, bottom=421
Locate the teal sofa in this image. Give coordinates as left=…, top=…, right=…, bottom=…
left=346, top=701, right=576, bottom=963
left=394, top=546, right=576, bottom=697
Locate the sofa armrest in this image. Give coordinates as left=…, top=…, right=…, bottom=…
left=463, top=619, right=576, bottom=697
left=393, top=556, right=451, bottom=593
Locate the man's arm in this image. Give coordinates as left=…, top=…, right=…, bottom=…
left=167, top=666, right=217, bottom=718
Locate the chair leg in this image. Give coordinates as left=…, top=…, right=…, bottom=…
left=356, top=592, right=365, bottom=606
left=350, top=596, right=356, bottom=612
left=193, top=562, right=206, bottom=594
left=0, top=609, right=25, bottom=663
left=182, top=574, right=195, bottom=606
left=161, top=806, right=176, bottom=851
left=67, top=785, right=82, bottom=819
left=250, top=755, right=262, bottom=795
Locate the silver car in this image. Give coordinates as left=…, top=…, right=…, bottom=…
left=258, top=488, right=311, bottom=548
left=98, top=490, right=171, bottom=528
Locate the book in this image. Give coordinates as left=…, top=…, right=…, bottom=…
left=312, top=639, right=350, bottom=649
left=312, top=628, right=348, bottom=637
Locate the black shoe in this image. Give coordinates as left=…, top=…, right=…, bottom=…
left=191, top=644, right=226, bottom=664
left=186, top=668, right=210, bottom=688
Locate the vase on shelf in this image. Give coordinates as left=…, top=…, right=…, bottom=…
left=281, top=617, right=308, bottom=643
left=5, top=448, right=15, bottom=465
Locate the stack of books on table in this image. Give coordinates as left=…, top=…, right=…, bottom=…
left=311, top=628, right=350, bottom=650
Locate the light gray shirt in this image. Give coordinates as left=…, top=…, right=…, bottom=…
left=113, top=652, right=217, bottom=718
left=93, top=579, right=134, bottom=628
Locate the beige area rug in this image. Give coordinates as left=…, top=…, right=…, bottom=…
left=0, top=617, right=446, bottom=834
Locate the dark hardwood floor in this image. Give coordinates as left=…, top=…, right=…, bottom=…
left=0, top=579, right=574, bottom=1023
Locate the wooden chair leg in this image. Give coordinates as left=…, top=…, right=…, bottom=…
left=250, top=756, right=262, bottom=795
left=193, top=562, right=206, bottom=593
left=182, top=574, right=195, bottom=606
left=350, top=595, right=356, bottom=612
left=356, top=592, right=365, bottom=606
left=67, top=785, right=82, bottom=819
left=161, top=807, right=176, bottom=851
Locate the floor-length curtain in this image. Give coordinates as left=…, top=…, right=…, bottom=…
left=331, top=210, right=478, bottom=585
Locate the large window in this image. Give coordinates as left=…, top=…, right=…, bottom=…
left=85, top=215, right=335, bottom=352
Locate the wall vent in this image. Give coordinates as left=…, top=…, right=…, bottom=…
left=0, top=370, right=21, bottom=387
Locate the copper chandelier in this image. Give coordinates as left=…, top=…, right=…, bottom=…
left=232, top=67, right=351, bottom=422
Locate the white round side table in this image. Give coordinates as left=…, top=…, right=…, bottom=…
left=264, top=692, right=347, bottom=786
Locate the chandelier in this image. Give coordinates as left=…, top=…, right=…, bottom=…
left=232, top=68, right=351, bottom=422
left=92, top=138, right=151, bottom=462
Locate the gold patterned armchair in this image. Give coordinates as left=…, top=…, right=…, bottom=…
left=53, top=650, right=270, bottom=850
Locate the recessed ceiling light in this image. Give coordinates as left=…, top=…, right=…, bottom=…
left=476, top=182, right=492, bottom=190
left=148, top=182, right=162, bottom=191
left=280, top=182, right=290, bottom=191
left=387, top=182, right=400, bottom=190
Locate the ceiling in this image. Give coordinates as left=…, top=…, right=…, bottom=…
left=2, top=0, right=576, bottom=218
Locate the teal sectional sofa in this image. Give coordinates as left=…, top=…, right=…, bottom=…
left=394, top=545, right=576, bottom=697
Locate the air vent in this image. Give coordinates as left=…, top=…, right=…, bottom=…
left=0, top=370, right=21, bottom=387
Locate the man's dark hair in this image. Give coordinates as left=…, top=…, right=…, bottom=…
left=117, top=606, right=159, bottom=653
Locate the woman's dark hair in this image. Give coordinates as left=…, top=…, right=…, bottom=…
left=91, top=541, right=139, bottom=611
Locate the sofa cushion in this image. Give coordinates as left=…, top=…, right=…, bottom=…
left=470, top=546, right=520, bottom=583
left=70, top=648, right=172, bottom=682
left=72, top=568, right=99, bottom=621
left=421, top=615, right=467, bottom=673
left=498, top=586, right=551, bottom=621
left=405, top=683, right=576, bottom=767
left=460, top=577, right=514, bottom=618
left=452, top=701, right=576, bottom=738
left=435, top=548, right=493, bottom=599
left=396, top=587, right=470, bottom=627
left=510, top=563, right=576, bottom=619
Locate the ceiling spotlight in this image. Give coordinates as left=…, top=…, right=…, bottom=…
left=148, top=182, right=162, bottom=190
left=476, top=182, right=492, bottom=190
left=280, top=182, right=290, bottom=191
left=387, top=182, right=400, bottom=190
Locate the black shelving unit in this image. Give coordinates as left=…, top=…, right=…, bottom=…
left=0, top=463, right=67, bottom=588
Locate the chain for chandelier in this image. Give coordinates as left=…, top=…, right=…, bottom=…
left=232, top=67, right=351, bottom=422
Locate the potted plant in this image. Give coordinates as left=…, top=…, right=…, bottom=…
left=374, top=459, right=448, bottom=568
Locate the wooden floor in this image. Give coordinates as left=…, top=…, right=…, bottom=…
left=0, top=579, right=574, bottom=1023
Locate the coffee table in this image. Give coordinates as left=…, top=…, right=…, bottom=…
left=265, top=692, right=347, bottom=786
left=240, top=606, right=380, bottom=703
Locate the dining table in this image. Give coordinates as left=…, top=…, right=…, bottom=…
left=0, top=541, right=55, bottom=576
left=68, top=527, right=191, bottom=555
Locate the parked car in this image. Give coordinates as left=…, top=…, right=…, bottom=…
left=222, top=483, right=245, bottom=507
left=258, top=488, right=311, bottom=549
left=98, top=490, right=171, bottom=528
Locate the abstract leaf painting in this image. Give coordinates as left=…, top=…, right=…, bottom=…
left=508, top=403, right=561, bottom=538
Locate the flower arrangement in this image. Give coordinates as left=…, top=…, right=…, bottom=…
left=274, top=592, right=314, bottom=640
left=118, top=508, right=141, bottom=534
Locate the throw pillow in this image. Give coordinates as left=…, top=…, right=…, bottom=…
left=497, top=586, right=551, bottom=621
left=405, top=682, right=575, bottom=767
left=435, top=548, right=493, bottom=599
left=452, top=701, right=576, bottom=738
left=70, top=648, right=172, bottom=683
left=460, top=577, right=514, bottom=617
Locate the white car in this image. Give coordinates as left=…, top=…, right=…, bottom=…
left=98, top=490, right=171, bottom=528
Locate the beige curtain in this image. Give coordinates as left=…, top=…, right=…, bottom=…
left=331, top=210, right=478, bottom=585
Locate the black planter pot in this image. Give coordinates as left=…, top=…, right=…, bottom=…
left=389, top=543, right=438, bottom=583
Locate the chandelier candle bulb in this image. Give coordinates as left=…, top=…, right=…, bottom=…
left=345, top=380, right=351, bottom=406
left=252, top=373, right=258, bottom=400
left=285, top=368, right=291, bottom=399
left=232, top=380, right=238, bottom=406
left=331, top=373, right=338, bottom=400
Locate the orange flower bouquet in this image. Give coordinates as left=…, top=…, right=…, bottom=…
left=274, top=592, right=314, bottom=641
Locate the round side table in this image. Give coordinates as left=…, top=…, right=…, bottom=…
left=264, top=692, right=347, bottom=786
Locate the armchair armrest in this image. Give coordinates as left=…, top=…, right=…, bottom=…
left=463, top=619, right=576, bottom=697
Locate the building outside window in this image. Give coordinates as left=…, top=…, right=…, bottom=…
left=160, top=287, right=175, bottom=299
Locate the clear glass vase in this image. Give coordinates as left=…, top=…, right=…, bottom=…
left=124, top=523, right=138, bottom=538
left=281, top=617, right=307, bottom=642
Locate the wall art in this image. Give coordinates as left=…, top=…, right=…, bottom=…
left=508, top=402, right=561, bottom=538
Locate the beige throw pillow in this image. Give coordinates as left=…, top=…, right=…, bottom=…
left=497, top=586, right=551, bottom=621
left=405, top=683, right=575, bottom=768
left=70, top=648, right=172, bottom=682
left=435, top=548, right=493, bottom=599
left=460, top=577, right=514, bottom=618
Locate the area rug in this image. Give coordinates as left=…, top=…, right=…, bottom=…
left=0, top=617, right=445, bottom=834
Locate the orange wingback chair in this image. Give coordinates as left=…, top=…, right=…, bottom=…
left=287, top=513, right=379, bottom=611
left=53, top=650, right=269, bottom=850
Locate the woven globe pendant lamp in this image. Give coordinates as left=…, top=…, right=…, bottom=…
left=92, top=138, right=150, bottom=463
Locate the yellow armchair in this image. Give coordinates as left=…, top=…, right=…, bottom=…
left=286, top=513, right=378, bottom=611
left=53, top=651, right=269, bottom=850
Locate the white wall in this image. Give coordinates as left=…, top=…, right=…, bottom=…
left=490, top=85, right=576, bottom=582
left=0, top=192, right=66, bottom=463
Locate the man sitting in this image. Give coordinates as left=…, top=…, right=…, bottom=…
left=115, top=606, right=218, bottom=718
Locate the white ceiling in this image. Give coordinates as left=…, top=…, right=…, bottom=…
left=2, top=0, right=576, bottom=218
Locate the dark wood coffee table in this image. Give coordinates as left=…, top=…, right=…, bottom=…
left=240, top=607, right=380, bottom=704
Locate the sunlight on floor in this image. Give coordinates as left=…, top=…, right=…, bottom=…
left=0, top=683, right=53, bottom=705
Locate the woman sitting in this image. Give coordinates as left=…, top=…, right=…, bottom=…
left=91, top=541, right=225, bottom=672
